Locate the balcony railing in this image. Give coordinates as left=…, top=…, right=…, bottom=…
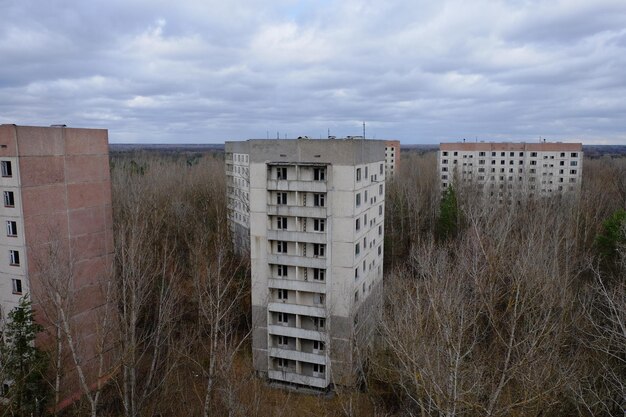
left=267, top=179, right=327, bottom=193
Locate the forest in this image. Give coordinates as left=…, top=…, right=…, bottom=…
left=1, top=149, right=624, bottom=417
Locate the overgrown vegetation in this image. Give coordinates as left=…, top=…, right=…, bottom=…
left=4, top=149, right=623, bottom=416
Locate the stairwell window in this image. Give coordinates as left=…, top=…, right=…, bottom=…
left=277, top=289, right=288, bottom=300
left=12, top=279, right=22, bottom=295
left=277, top=241, right=288, bottom=254
left=1, top=161, right=12, bottom=178
left=356, top=168, right=362, bottom=181
left=6, top=221, right=17, bottom=237
left=355, top=243, right=360, bottom=256
left=277, top=217, right=287, bottom=229
left=277, top=312, right=289, bottom=325
left=313, top=168, right=325, bottom=181
left=355, top=193, right=361, bottom=207
left=277, top=336, right=289, bottom=347
left=277, top=167, right=287, bottom=180
left=277, top=265, right=288, bottom=277
left=277, top=192, right=287, bottom=205
left=3, top=191, right=14, bottom=207
left=9, top=250, right=19, bottom=266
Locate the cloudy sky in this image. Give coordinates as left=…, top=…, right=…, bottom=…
left=1, top=0, right=625, bottom=144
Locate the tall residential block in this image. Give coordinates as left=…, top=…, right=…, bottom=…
left=438, top=142, right=583, bottom=198
left=384, top=140, right=400, bottom=177
left=0, top=124, right=114, bottom=406
left=226, top=138, right=386, bottom=389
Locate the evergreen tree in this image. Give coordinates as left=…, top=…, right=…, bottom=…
left=436, top=186, right=459, bottom=241
left=1, top=295, right=49, bottom=416
left=596, top=208, right=626, bottom=262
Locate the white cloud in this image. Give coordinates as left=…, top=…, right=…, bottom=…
left=0, top=0, right=624, bottom=144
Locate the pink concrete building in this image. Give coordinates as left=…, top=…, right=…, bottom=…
left=0, top=124, right=114, bottom=407
left=384, top=140, right=400, bottom=177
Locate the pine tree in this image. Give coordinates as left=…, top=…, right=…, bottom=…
left=436, top=185, right=460, bottom=241
left=1, top=295, right=49, bottom=416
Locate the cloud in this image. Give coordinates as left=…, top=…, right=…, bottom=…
left=0, top=0, right=625, bottom=144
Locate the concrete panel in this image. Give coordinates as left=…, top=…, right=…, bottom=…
left=71, top=232, right=107, bottom=262
left=23, top=212, right=69, bottom=245
left=21, top=184, right=67, bottom=217
left=67, top=181, right=106, bottom=209
left=65, top=128, right=108, bottom=155
left=16, top=126, right=65, bottom=156
left=253, top=348, right=268, bottom=373
left=0, top=125, right=18, bottom=157
left=19, top=156, right=65, bottom=186
left=72, top=256, right=107, bottom=289
left=65, top=155, right=106, bottom=183
left=69, top=206, right=105, bottom=236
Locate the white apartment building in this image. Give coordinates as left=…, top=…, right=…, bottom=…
left=225, top=138, right=386, bottom=389
left=438, top=142, right=583, bottom=198
left=225, top=150, right=250, bottom=253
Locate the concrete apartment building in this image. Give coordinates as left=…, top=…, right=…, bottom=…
left=225, top=138, right=386, bottom=389
left=438, top=142, right=583, bottom=198
left=0, top=124, right=113, bottom=406
left=384, top=140, right=400, bottom=177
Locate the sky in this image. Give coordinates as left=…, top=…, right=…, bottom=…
left=1, top=0, right=625, bottom=144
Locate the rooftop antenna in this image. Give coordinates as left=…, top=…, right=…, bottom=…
left=267, top=130, right=269, bottom=140
left=277, top=131, right=279, bottom=139
left=363, top=121, right=366, bottom=139
left=328, top=128, right=330, bottom=139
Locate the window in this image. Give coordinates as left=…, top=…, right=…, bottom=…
left=277, top=336, right=289, bottom=346
left=12, top=279, right=22, bottom=294
left=443, top=151, right=449, bottom=156
left=277, top=241, right=288, bottom=253
left=355, top=268, right=359, bottom=280
left=442, top=159, right=448, bottom=164
left=314, top=317, right=325, bottom=329
left=379, top=225, right=382, bottom=235
left=365, top=166, right=368, bottom=178
left=277, top=358, right=290, bottom=368
left=530, top=160, right=537, bottom=166
left=277, top=167, right=287, bottom=180
left=313, top=193, right=325, bottom=207
left=313, top=341, right=325, bottom=352
left=314, top=293, right=325, bottom=305
left=356, top=193, right=361, bottom=207
left=313, top=243, right=325, bottom=257
left=531, top=152, right=537, bottom=157
left=355, top=243, right=360, bottom=256
left=277, top=192, right=287, bottom=205
left=277, top=265, right=288, bottom=277
left=1, top=161, right=12, bottom=178
left=6, top=221, right=17, bottom=237
left=312, top=364, right=325, bottom=376
left=313, top=218, right=325, bottom=232
left=3, top=191, right=14, bottom=207
left=277, top=289, right=288, bottom=300
left=277, top=312, right=289, bottom=324
left=355, top=218, right=360, bottom=231
left=354, top=291, right=359, bottom=302
left=570, top=169, right=577, bottom=175
left=380, top=163, right=383, bottom=174
left=364, top=190, right=368, bottom=202
left=571, top=161, right=578, bottom=166
left=9, top=250, right=19, bottom=266
left=356, top=168, right=362, bottom=181
left=313, top=167, right=325, bottom=181
left=378, top=245, right=382, bottom=256
left=277, top=217, right=287, bottom=229
left=560, top=161, right=565, bottom=166
left=571, top=152, right=578, bottom=158
left=379, top=205, right=383, bottom=215
left=479, top=151, right=485, bottom=157
left=313, top=268, right=325, bottom=281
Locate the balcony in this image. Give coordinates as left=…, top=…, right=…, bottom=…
left=267, top=230, right=327, bottom=244
left=267, top=325, right=327, bottom=342
left=268, top=278, right=326, bottom=293
left=267, top=179, right=327, bottom=193
left=267, top=370, right=328, bottom=388
left=268, top=302, right=326, bottom=318
left=268, top=254, right=327, bottom=269
left=269, top=347, right=326, bottom=365
left=267, top=205, right=327, bottom=218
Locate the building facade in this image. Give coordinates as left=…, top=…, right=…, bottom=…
left=225, top=138, right=386, bottom=389
left=0, top=124, right=113, bottom=406
left=438, top=142, right=583, bottom=198
left=384, top=140, right=400, bottom=178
